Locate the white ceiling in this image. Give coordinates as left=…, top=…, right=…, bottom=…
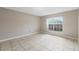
left=5, top=7, right=78, bottom=16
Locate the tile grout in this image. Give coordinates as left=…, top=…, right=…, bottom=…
left=0, top=34, right=78, bottom=51
left=17, top=39, right=26, bottom=51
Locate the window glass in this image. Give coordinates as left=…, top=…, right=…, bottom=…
left=47, top=16, right=63, bottom=31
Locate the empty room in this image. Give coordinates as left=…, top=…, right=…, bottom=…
left=0, top=7, right=79, bottom=51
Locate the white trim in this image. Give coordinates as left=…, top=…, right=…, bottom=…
left=63, top=34, right=78, bottom=40
left=43, top=31, right=78, bottom=40
left=0, top=32, right=39, bottom=43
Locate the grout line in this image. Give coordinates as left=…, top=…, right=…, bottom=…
left=9, top=40, right=14, bottom=51
left=17, top=40, right=26, bottom=51
left=0, top=34, right=78, bottom=51
left=0, top=43, right=1, bottom=51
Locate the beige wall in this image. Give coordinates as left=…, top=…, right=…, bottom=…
left=0, top=8, right=78, bottom=41
left=78, top=10, right=79, bottom=42
left=40, top=10, right=78, bottom=40
left=0, top=8, right=40, bottom=40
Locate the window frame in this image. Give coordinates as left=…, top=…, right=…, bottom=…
left=47, top=16, right=64, bottom=32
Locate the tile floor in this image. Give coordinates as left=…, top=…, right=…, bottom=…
left=0, top=34, right=79, bottom=51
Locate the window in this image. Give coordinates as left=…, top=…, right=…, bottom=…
left=47, top=16, right=63, bottom=31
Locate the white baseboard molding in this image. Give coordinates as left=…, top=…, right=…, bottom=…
left=0, top=32, right=77, bottom=43
left=0, top=32, right=39, bottom=43
left=42, top=32, right=78, bottom=40
left=64, top=35, right=78, bottom=40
